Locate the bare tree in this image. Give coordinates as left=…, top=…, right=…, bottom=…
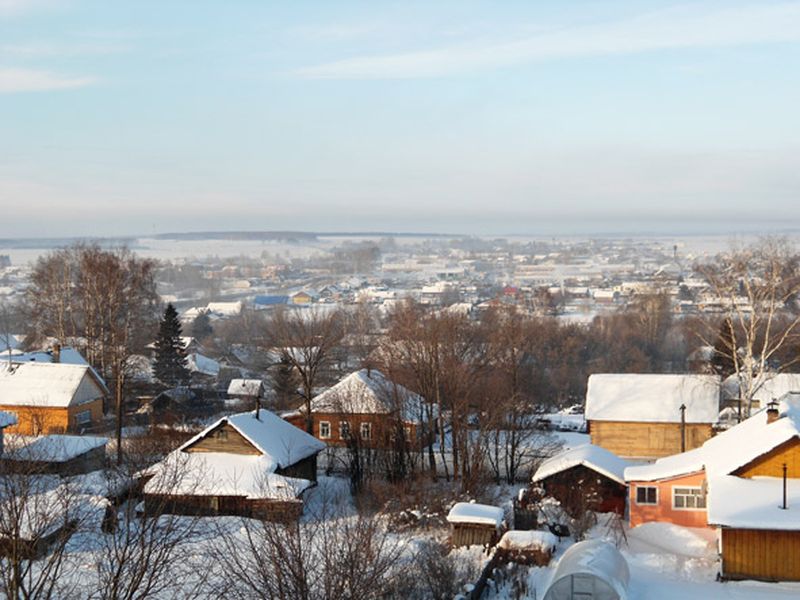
left=209, top=484, right=403, bottom=600
left=89, top=436, right=206, bottom=600
left=697, top=237, right=800, bottom=417
left=265, top=308, right=344, bottom=433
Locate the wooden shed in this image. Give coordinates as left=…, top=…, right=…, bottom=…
left=495, top=530, right=557, bottom=566
left=532, top=444, right=629, bottom=517
left=1, top=434, right=108, bottom=475
left=446, top=502, right=505, bottom=549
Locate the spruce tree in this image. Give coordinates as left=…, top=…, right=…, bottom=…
left=153, top=303, right=190, bottom=387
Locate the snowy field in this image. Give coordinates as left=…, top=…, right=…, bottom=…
left=486, top=519, right=800, bottom=600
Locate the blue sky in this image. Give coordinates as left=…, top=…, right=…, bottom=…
left=1, top=0, right=799, bottom=237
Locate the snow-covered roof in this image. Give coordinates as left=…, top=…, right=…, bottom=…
left=533, top=444, right=630, bottom=485
left=6, top=434, right=107, bottom=462
left=497, top=530, right=558, bottom=551
left=143, top=451, right=311, bottom=500
left=0, top=410, right=17, bottom=428
left=544, top=539, right=629, bottom=600
left=179, top=409, right=325, bottom=471
left=446, top=502, right=504, bottom=527
left=706, top=475, right=800, bottom=530
left=585, top=374, right=720, bottom=424
left=206, top=301, right=242, bottom=316
left=626, top=393, right=800, bottom=482
left=747, top=373, right=800, bottom=405
left=227, top=379, right=264, bottom=397
left=8, top=347, right=109, bottom=392
left=309, top=369, right=426, bottom=422
left=187, top=352, right=220, bottom=377
left=0, top=362, right=106, bottom=408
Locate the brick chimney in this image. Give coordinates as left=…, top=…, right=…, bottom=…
left=52, top=343, right=61, bottom=364
left=767, top=399, right=780, bottom=424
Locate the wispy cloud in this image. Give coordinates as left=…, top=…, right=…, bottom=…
left=0, top=0, right=60, bottom=17
left=0, top=67, right=95, bottom=93
left=296, top=2, right=800, bottom=79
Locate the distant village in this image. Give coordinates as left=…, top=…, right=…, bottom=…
left=0, top=234, right=799, bottom=599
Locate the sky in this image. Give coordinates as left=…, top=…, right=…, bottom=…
left=1, top=0, right=799, bottom=238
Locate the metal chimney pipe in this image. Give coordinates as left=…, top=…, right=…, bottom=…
left=782, top=463, right=788, bottom=510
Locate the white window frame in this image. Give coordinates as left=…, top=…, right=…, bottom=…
left=319, top=420, right=331, bottom=439
left=339, top=421, right=351, bottom=439
left=672, top=486, right=707, bottom=511
left=74, top=409, right=92, bottom=425
left=635, top=485, right=658, bottom=506
left=360, top=422, right=372, bottom=440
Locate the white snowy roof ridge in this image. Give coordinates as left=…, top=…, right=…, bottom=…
left=533, top=443, right=630, bottom=485
left=585, top=373, right=721, bottom=424
left=178, top=409, right=325, bottom=471
left=446, top=502, right=505, bottom=527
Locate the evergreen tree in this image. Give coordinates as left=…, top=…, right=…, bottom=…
left=191, top=310, right=213, bottom=340
left=153, top=303, right=190, bottom=387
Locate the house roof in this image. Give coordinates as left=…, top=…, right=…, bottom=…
left=6, top=434, right=107, bottom=462
left=532, top=444, right=630, bottom=486
left=0, top=410, right=17, bottom=428
left=0, top=362, right=106, bottom=408
left=706, top=475, right=800, bottom=530
left=143, top=451, right=312, bottom=500
left=625, top=392, right=800, bottom=482
left=8, top=346, right=109, bottom=393
left=585, top=374, right=720, bottom=424
left=227, top=379, right=264, bottom=397
left=446, top=502, right=504, bottom=527
left=308, top=369, right=426, bottom=422
left=179, top=409, right=325, bottom=471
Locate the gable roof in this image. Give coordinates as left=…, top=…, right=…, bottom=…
left=585, top=374, right=720, bottom=424
left=0, top=362, right=106, bottom=408
left=227, top=379, right=265, bottom=397
left=308, top=369, right=426, bottom=422
left=180, top=409, right=325, bottom=471
left=532, top=444, right=630, bottom=486
left=706, top=475, right=800, bottom=530
left=625, top=392, right=800, bottom=482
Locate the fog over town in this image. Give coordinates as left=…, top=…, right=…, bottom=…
left=3, top=1, right=800, bottom=599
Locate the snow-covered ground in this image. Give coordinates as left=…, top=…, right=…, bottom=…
left=485, top=517, right=800, bottom=600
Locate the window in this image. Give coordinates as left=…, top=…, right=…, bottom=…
left=215, top=428, right=228, bottom=440
left=673, top=487, right=706, bottom=510
left=74, top=410, right=91, bottom=426
left=360, top=422, right=372, bottom=440
left=319, top=421, right=331, bottom=439
left=635, top=486, right=658, bottom=505
left=339, top=421, right=351, bottom=439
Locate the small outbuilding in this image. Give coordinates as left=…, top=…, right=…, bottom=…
left=532, top=444, right=630, bottom=517
left=543, top=539, right=630, bottom=600
left=447, top=502, right=505, bottom=548
left=2, top=434, right=108, bottom=475
left=496, top=530, right=558, bottom=566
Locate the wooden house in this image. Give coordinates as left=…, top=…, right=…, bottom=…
left=285, top=369, right=430, bottom=449
left=142, top=408, right=325, bottom=521
left=585, top=374, right=720, bottom=459
left=626, top=393, right=800, bottom=581
left=0, top=362, right=107, bottom=435
left=446, top=502, right=505, bottom=549
left=531, top=444, right=630, bottom=517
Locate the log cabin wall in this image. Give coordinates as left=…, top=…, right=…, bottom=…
left=451, top=523, right=499, bottom=548
left=184, top=423, right=260, bottom=455
left=721, top=528, right=800, bottom=581
left=734, top=437, right=800, bottom=478
left=589, top=420, right=713, bottom=459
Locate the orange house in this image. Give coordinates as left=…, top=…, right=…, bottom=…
left=0, top=362, right=107, bottom=435
left=626, top=395, right=800, bottom=581
left=285, top=369, right=431, bottom=449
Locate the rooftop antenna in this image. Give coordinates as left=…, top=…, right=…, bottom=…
left=679, top=403, right=687, bottom=452
left=781, top=463, right=788, bottom=510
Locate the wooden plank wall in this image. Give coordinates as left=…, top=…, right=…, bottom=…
left=735, top=438, right=800, bottom=478
left=722, top=528, right=800, bottom=581
left=451, top=524, right=498, bottom=548
left=589, top=421, right=713, bottom=459
left=184, top=423, right=260, bottom=455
